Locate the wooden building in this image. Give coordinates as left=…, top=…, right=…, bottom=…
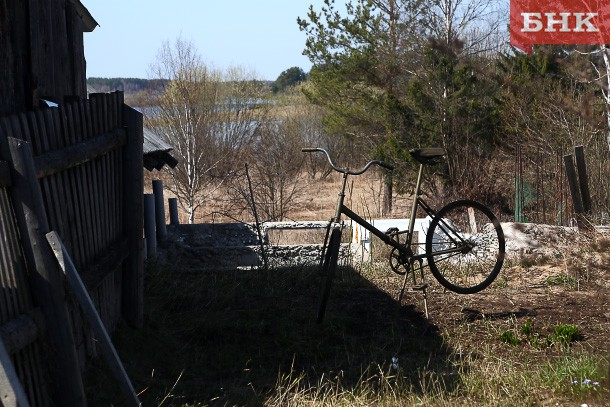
left=0, top=0, right=97, bottom=115
left=0, top=1, right=145, bottom=405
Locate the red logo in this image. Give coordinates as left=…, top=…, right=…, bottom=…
left=510, top=0, right=610, bottom=53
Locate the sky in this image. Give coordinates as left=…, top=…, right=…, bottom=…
left=82, top=0, right=336, bottom=81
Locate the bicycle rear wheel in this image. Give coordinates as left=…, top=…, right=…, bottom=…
left=317, top=228, right=342, bottom=323
left=425, top=200, right=505, bottom=294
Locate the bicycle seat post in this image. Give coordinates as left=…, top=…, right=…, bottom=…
left=407, top=163, right=425, bottom=241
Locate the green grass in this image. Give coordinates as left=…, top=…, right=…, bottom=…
left=84, top=260, right=609, bottom=406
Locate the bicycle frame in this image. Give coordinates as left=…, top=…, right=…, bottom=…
left=330, top=161, right=446, bottom=267
left=309, top=147, right=505, bottom=322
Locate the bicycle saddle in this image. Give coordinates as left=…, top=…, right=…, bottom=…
left=409, top=148, right=446, bottom=164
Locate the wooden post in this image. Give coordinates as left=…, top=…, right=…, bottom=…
left=122, top=105, right=144, bottom=328
left=46, top=232, right=142, bottom=407
left=574, top=146, right=592, bottom=214
left=0, top=337, right=30, bottom=407
left=563, top=154, right=589, bottom=229
left=144, top=194, right=157, bottom=258
left=563, top=155, right=584, bottom=214
left=4, top=137, right=86, bottom=406
left=168, top=197, right=179, bottom=225
left=152, top=179, right=167, bottom=241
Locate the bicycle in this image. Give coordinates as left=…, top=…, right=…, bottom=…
left=303, top=147, right=506, bottom=323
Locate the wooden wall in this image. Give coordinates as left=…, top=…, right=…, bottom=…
left=0, top=92, right=144, bottom=405
left=0, top=0, right=89, bottom=116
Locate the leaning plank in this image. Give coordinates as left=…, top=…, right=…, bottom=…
left=46, top=231, right=141, bottom=407
left=5, top=137, right=86, bottom=406
left=34, top=128, right=126, bottom=179
left=0, top=336, right=30, bottom=407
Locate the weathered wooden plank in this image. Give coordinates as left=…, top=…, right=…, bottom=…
left=0, top=198, right=15, bottom=322
left=6, top=137, right=86, bottom=406
left=33, top=128, right=126, bottom=179
left=40, top=109, right=68, bottom=239
left=122, top=106, right=144, bottom=327
left=0, top=309, right=44, bottom=355
left=0, top=161, right=12, bottom=187
left=46, top=231, right=141, bottom=407
left=0, top=188, right=32, bottom=312
left=61, top=103, right=86, bottom=269
left=80, top=237, right=129, bottom=292
left=72, top=102, right=96, bottom=262
left=96, top=97, right=112, bottom=248
left=0, top=336, right=31, bottom=407
left=83, top=99, right=103, bottom=256
left=0, top=190, right=18, bottom=321
left=574, top=145, right=592, bottom=214
left=50, top=107, right=79, bottom=262
left=564, top=154, right=584, bottom=214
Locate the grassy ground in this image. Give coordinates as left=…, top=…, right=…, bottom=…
left=85, top=240, right=609, bottom=406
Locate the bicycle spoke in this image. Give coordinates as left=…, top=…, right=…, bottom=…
left=426, top=200, right=505, bottom=294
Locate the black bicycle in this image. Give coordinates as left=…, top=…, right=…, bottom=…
left=303, top=147, right=506, bottom=322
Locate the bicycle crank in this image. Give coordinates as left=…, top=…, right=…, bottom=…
left=389, top=247, right=412, bottom=276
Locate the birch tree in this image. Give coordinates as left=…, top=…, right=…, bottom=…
left=148, top=38, right=268, bottom=223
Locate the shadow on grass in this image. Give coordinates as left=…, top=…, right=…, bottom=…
left=85, top=260, right=461, bottom=406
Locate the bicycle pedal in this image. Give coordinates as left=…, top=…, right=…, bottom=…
left=410, top=283, right=429, bottom=292
left=385, top=227, right=399, bottom=235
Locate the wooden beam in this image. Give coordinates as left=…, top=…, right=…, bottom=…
left=4, top=137, right=86, bottom=406
left=80, top=236, right=129, bottom=292
left=46, top=231, right=141, bottom=407
left=122, top=106, right=144, bottom=328
left=0, top=336, right=31, bottom=407
left=34, top=128, right=126, bottom=178
left=574, top=146, right=592, bottom=214
left=0, top=309, right=45, bottom=355
left=563, top=154, right=584, bottom=214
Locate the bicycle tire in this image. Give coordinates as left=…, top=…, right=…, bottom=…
left=425, top=199, right=505, bottom=294
left=317, top=228, right=342, bottom=323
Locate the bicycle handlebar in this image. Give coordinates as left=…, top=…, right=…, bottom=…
left=302, top=147, right=394, bottom=175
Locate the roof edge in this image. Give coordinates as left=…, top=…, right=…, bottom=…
left=69, top=0, right=99, bottom=32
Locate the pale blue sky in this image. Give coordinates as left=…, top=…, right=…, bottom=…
left=83, top=0, right=337, bottom=81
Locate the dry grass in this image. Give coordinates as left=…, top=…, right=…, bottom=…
left=84, top=237, right=609, bottom=406
left=144, top=168, right=414, bottom=225
left=92, top=172, right=609, bottom=406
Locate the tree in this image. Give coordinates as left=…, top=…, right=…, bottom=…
left=299, top=0, right=426, bottom=214
left=227, top=108, right=307, bottom=222
left=147, top=37, right=269, bottom=223
left=272, top=67, right=307, bottom=93
left=421, top=0, right=506, bottom=57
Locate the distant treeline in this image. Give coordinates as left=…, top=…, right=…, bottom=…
left=87, top=77, right=279, bottom=96
left=87, top=77, right=167, bottom=94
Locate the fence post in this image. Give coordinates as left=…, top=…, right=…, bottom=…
left=563, top=154, right=590, bottom=229
left=122, top=105, right=144, bottom=328
left=4, top=137, right=86, bottom=406
left=144, top=194, right=157, bottom=258
left=574, top=146, right=592, bottom=214
left=152, top=180, right=167, bottom=241
left=168, top=197, right=180, bottom=225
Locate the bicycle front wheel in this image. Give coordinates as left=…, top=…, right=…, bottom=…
left=317, top=228, right=342, bottom=323
left=426, top=200, right=505, bottom=294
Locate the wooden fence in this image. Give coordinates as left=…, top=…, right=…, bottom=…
left=0, top=91, right=143, bottom=405
left=514, top=143, right=610, bottom=226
